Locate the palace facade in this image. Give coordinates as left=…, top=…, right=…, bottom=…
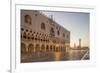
left=21, top=10, right=70, bottom=62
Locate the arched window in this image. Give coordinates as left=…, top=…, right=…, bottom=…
left=35, top=44, right=40, bottom=52
left=24, top=15, right=32, bottom=25
left=28, top=44, right=34, bottom=53
left=67, top=35, right=69, bottom=39
left=50, top=27, right=55, bottom=36
left=21, top=43, right=26, bottom=53
left=31, top=34, right=34, bottom=40
left=41, top=45, right=45, bottom=52
left=41, top=22, right=45, bottom=30
left=63, top=33, right=65, bottom=37
left=50, top=45, right=53, bottom=52
left=37, top=35, right=40, bottom=41
left=53, top=46, right=55, bottom=52
left=57, top=30, right=60, bottom=36
left=27, top=33, right=30, bottom=40
left=34, top=35, right=37, bottom=41
left=23, top=32, right=27, bottom=39
left=46, top=45, right=49, bottom=52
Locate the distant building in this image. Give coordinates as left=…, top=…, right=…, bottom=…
left=79, top=38, right=81, bottom=48
left=21, top=10, right=70, bottom=54
left=75, top=38, right=82, bottom=49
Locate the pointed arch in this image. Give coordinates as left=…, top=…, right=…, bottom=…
left=28, top=44, right=34, bottom=53
left=21, top=43, right=26, bottom=53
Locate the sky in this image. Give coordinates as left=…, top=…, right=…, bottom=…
left=41, top=11, right=90, bottom=47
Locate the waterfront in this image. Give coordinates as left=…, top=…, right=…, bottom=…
left=21, top=48, right=89, bottom=63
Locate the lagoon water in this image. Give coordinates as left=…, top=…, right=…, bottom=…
left=21, top=48, right=89, bottom=63
left=54, top=49, right=89, bottom=61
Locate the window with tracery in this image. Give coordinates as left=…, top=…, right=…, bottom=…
left=24, top=15, right=32, bottom=25
left=41, top=22, right=45, bottom=30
